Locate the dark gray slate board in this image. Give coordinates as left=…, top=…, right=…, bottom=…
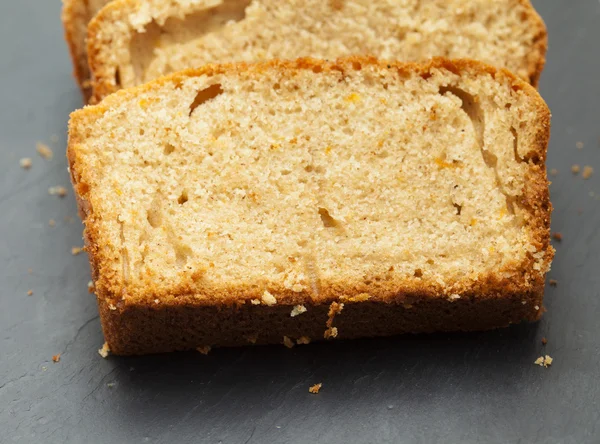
left=1, top=1, right=599, bottom=442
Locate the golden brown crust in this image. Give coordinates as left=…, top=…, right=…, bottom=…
left=62, top=0, right=111, bottom=102
left=519, top=0, right=548, bottom=87
left=62, top=0, right=92, bottom=101
left=68, top=57, right=553, bottom=355
left=86, top=0, right=548, bottom=103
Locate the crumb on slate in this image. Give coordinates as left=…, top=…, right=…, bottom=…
left=576, top=141, right=584, bottom=149
left=196, top=345, right=211, bottom=355
left=309, top=383, right=322, bottom=394
left=582, top=166, right=594, bottom=179
left=571, top=165, right=580, bottom=174
left=534, top=355, right=553, bottom=368
left=552, top=232, right=562, bottom=242
left=27, top=290, right=33, bottom=296
left=20, top=158, right=32, bottom=169
left=542, top=337, right=548, bottom=345
left=52, top=354, right=61, bottom=363
left=283, top=336, right=295, bottom=349
left=549, top=168, right=558, bottom=176
left=549, top=279, right=558, bottom=287
left=71, top=246, right=84, bottom=256
left=297, top=336, right=311, bottom=345
left=48, top=186, right=67, bottom=197
left=87, top=281, right=95, bottom=293
left=36, top=142, right=53, bottom=160
left=98, top=342, right=110, bottom=358
left=48, top=219, right=56, bottom=227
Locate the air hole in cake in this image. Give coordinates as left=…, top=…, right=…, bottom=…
left=164, top=144, right=175, bottom=155
left=189, top=84, right=224, bottom=116
left=318, top=208, right=340, bottom=229
left=178, top=190, right=189, bottom=205
left=175, top=244, right=193, bottom=267
left=147, top=195, right=162, bottom=228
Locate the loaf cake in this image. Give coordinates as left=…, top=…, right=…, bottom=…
left=67, top=57, right=553, bottom=355
left=85, top=0, right=547, bottom=102
left=62, top=0, right=112, bottom=101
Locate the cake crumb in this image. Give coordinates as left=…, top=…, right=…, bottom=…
left=582, top=166, right=594, bottom=179
left=571, top=164, right=580, bottom=174
left=246, top=335, right=258, bottom=344
left=541, top=337, right=548, bottom=345
left=20, top=158, right=32, bottom=169
left=27, top=290, right=33, bottom=296
left=48, top=186, right=68, bottom=197
left=549, top=279, right=558, bottom=287
left=36, top=142, right=54, bottom=160
left=87, top=281, right=95, bottom=293
left=324, top=302, right=344, bottom=339
left=250, top=299, right=260, bottom=305
left=448, top=294, right=460, bottom=302
left=52, top=354, right=61, bottom=363
left=290, top=304, right=307, bottom=317
left=534, top=355, right=553, bottom=368
left=549, top=168, right=558, bottom=176
left=534, top=305, right=540, bottom=311
left=71, top=246, right=84, bottom=256
left=48, top=219, right=56, bottom=227
left=108, top=303, right=117, bottom=311
left=309, top=383, right=322, bottom=394
left=154, top=299, right=160, bottom=304
left=552, top=232, right=562, bottom=242
left=196, top=345, right=211, bottom=355
left=262, top=290, right=277, bottom=306
left=283, top=336, right=295, bottom=348
left=324, top=326, right=338, bottom=339
left=98, top=342, right=110, bottom=358
left=576, top=141, right=584, bottom=149
left=296, top=336, right=311, bottom=345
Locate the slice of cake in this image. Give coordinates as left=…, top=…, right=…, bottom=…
left=68, top=57, right=553, bottom=355
left=86, top=0, right=547, bottom=102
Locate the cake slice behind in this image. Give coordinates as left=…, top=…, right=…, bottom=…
left=86, top=0, right=547, bottom=102
left=68, top=57, right=553, bottom=355
left=62, top=0, right=113, bottom=101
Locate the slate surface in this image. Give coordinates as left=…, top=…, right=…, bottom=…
left=1, top=1, right=599, bottom=442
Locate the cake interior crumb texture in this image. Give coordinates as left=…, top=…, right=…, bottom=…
left=68, top=58, right=553, bottom=354
left=86, top=0, right=546, bottom=101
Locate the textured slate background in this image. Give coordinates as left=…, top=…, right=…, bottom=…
left=1, top=1, right=599, bottom=442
